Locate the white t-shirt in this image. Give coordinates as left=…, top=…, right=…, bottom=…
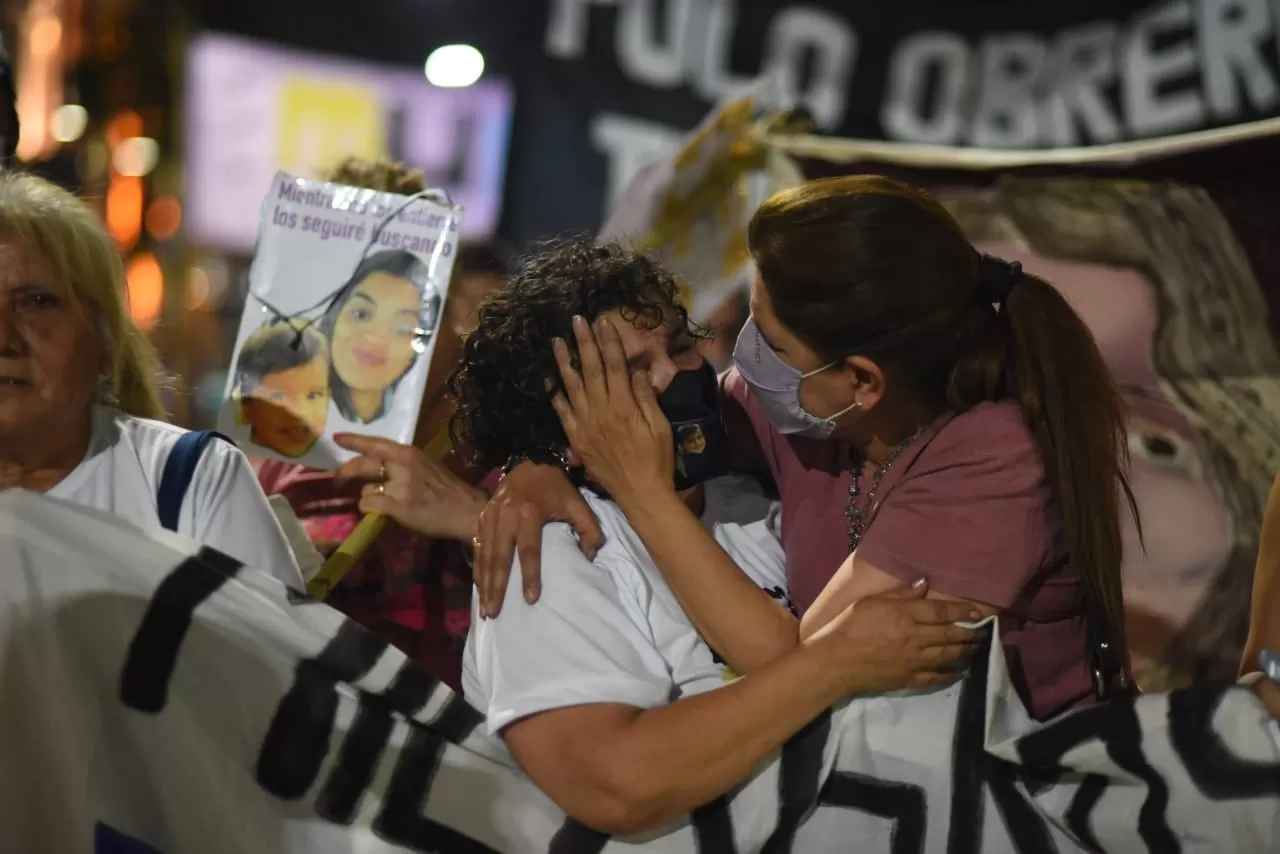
left=46, top=407, right=303, bottom=588
left=463, top=474, right=790, bottom=735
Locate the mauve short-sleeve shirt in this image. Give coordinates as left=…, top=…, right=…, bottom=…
left=720, top=367, right=1092, bottom=720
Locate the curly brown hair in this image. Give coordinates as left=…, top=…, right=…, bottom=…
left=449, top=236, right=701, bottom=470
left=323, top=157, right=427, bottom=194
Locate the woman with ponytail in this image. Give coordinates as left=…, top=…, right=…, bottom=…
left=476, top=175, right=1138, bottom=720
left=0, top=171, right=302, bottom=587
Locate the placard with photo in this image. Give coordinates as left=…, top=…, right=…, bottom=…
left=217, top=170, right=462, bottom=468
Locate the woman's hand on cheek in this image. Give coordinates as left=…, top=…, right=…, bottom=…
left=550, top=315, right=675, bottom=500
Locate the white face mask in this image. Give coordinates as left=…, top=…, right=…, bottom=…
left=731, top=318, right=859, bottom=439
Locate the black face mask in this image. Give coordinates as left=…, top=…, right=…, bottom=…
left=659, top=362, right=731, bottom=491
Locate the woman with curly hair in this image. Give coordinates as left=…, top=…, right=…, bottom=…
left=347, top=233, right=981, bottom=835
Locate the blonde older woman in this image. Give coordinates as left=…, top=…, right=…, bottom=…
left=0, top=172, right=301, bottom=587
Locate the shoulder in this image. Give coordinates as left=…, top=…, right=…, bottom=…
left=720, top=365, right=749, bottom=405
left=465, top=499, right=670, bottom=730
left=860, top=402, right=1056, bottom=605
left=700, top=474, right=775, bottom=526
left=943, top=400, right=1034, bottom=446
left=911, top=401, right=1042, bottom=484
left=111, top=411, right=244, bottom=464
left=525, top=491, right=655, bottom=608
left=99, top=411, right=232, bottom=482
left=114, top=412, right=256, bottom=499
left=878, top=401, right=1051, bottom=526
left=580, top=488, right=644, bottom=548
left=566, top=490, right=650, bottom=578
left=109, top=409, right=186, bottom=452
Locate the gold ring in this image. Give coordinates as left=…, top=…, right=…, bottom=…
left=378, top=462, right=388, bottom=481
left=471, top=536, right=481, bottom=550
left=374, top=483, right=386, bottom=495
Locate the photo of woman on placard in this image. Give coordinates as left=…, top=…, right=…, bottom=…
left=944, top=177, right=1280, bottom=685
left=320, top=249, right=442, bottom=424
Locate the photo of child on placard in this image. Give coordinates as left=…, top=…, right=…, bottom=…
left=231, top=321, right=330, bottom=458
left=218, top=170, right=461, bottom=469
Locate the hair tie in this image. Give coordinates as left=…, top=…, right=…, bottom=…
left=976, top=254, right=1023, bottom=305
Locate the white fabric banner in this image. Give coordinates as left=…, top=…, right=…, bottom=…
left=1, top=489, right=1278, bottom=853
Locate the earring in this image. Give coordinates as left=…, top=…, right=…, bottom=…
left=94, top=374, right=119, bottom=407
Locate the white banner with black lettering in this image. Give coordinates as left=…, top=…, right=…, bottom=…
left=1, top=489, right=1279, bottom=853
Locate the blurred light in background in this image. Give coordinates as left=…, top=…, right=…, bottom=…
left=424, top=44, right=484, bottom=88
left=28, top=16, right=61, bottom=57
left=185, top=32, right=515, bottom=247
left=106, top=174, right=143, bottom=249
left=16, top=2, right=67, bottom=161
left=125, top=251, right=163, bottom=331
left=145, top=195, right=182, bottom=241
left=113, top=136, right=159, bottom=176
left=184, top=258, right=230, bottom=311
left=185, top=265, right=210, bottom=310
left=105, top=109, right=143, bottom=147
left=82, top=138, right=109, bottom=179
left=194, top=369, right=228, bottom=421
left=50, top=103, right=87, bottom=143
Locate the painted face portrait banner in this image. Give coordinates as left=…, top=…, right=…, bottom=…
left=4, top=489, right=1280, bottom=853
left=772, top=119, right=1280, bottom=688
left=215, top=172, right=462, bottom=469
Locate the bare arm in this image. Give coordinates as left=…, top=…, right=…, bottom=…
left=502, top=589, right=977, bottom=836
left=617, top=489, right=987, bottom=675
left=503, top=640, right=844, bottom=835
left=616, top=488, right=800, bottom=675
left=1242, top=472, right=1280, bottom=676
left=801, top=553, right=993, bottom=642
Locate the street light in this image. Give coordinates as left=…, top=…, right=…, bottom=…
left=425, top=44, right=484, bottom=88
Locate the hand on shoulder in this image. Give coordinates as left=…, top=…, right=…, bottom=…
left=804, top=581, right=988, bottom=697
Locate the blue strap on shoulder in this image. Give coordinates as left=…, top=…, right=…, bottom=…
left=156, top=430, right=230, bottom=533
left=95, top=822, right=167, bottom=854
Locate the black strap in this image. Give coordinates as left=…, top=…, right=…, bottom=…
left=0, top=33, right=17, bottom=161
left=156, top=431, right=230, bottom=533
left=1085, top=594, right=1132, bottom=701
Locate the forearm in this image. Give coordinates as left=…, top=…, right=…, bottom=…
left=604, top=641, right=845, bottom=833
left=1243, top=475, right=1280, bottom=676
left=1244, top=551, right=1280, bottom=676
left=618, top=488, right=798, bottom=674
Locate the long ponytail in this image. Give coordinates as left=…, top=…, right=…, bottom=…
left=942, top=257, right=1139, bottom=686
left=1002, top=270, right=1140, bottom=685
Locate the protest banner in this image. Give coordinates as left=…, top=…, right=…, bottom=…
left=216, top=172, right=462, bottom=469
left=502, top=0, right=1280, bottom=245
left=2, top=489, right=1279, bottom=853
